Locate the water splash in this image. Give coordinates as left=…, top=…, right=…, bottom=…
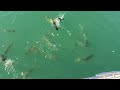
left=4, top=59, right=15, bottom=74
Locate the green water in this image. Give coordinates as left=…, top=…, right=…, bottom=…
left=0, top=11, right=120, bottom=79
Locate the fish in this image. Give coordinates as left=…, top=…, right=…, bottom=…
left=0, top=43, right=13, bottom=62
left=21, top=67, right=34, bottom=79
left=25, top=46, right=39, bottom=55
left=82, top=33, right=89, bottom=47
left=84, top=39, right=89, bottom=47
left=3, top=29, right=15, bottom=32
left=82, top=54, right=94, bottom=61
left=0, top=29, right=16, bottom=32
left=21, top=60, right=36, bottom=79
left=3, top=42, right=14, bottom=55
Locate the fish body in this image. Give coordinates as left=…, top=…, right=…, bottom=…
left=3, top=42, right=14, bottom=55
left=21, top=67, right=34, bottom=79
left=3, top=29, right=15, bottom=32
left=0, top=43, right=13, bottom=62
left=82, top=54, right=94, bottom=61
left=21, top=60, right=36, bottom=79
left=25, top=46, right=39, bottom=55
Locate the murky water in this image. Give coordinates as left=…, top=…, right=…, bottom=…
left=0, top=11, right=120, bottom=79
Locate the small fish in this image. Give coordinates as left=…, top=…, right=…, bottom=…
left=25, top=46, right=39, bottom=55
left=82, top=33, right=89, bottom=47
left=21, top=61, right=36, bottom=79
left=82, top=54, right=94, bottom=61
left=83, top=39, right=89, bottom=47
left=0, top=43, right=13, bottom=62
left=3, top=29, right=15, bottom=32
left=21, top=68, right=34, bottom=79
left=74, top=40, right=84, bottom=47
left=3, top=42, right=14, bottom=55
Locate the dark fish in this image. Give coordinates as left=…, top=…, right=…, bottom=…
left=4, top=29, right=15, bottom=32
left=3, top=42, right=14, bottom=55
left=0, top=29, right=15, bottom=32
left=22, top=67, right=34, bottom=79
left=0, top=54, right=7, bottom=61
left=25, top=46, right=39, bottom=55
left=82, top=54, right=94, bottom=61
left=21, top=61, right=36, bottom=79
left=0, top=43, right=13, bottom=62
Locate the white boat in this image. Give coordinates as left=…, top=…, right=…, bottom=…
left=84, top=71, right=120, bottom=79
